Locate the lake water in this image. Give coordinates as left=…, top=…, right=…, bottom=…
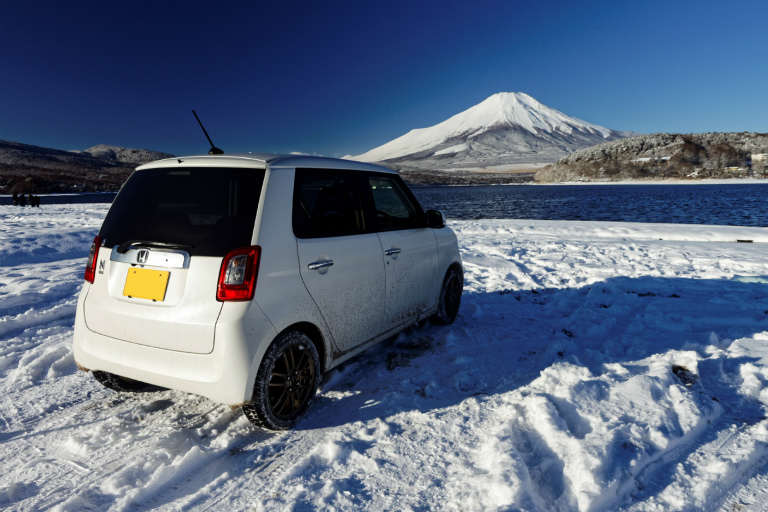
left=6, top=183, right=768, bottom=227
left=412, top=183, right=768, bottom=227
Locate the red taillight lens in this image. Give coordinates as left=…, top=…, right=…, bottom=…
left=217, top=246, right=261, bottom=302
left=84, top=235, right=102, bottom=283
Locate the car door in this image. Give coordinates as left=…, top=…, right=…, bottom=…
left=364, top=173, right=438, bottom=333
left=294, top=168, right=385, bottom=352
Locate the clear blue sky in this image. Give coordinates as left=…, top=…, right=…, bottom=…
left=1, top=0, right=766, bottom=158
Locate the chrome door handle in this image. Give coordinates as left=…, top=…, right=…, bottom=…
left=308, top=260, right=334, bottom=271
left=384, top=248, right=401, bottom=256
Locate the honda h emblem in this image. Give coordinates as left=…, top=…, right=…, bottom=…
left=137, top=249, right=149, bottom=264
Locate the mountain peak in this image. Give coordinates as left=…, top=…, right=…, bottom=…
left=486, top=91, right=536, bottom=105
left=461, top=92, right=613, bottom=138
left=349, top=92, right=630, bottom=167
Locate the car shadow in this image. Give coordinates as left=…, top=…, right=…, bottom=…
left=299, top=274, right=768, bottom=431
left=287, top=273, right=768, bottom=506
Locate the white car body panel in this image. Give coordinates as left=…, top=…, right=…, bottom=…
left=249, top=166, right=337, bottom=366
left=297, top=233, right=385, bottom=352
left=377, top=228, right=439, bottom=331
left=74, top=286, right=278, bottom=404
left=83, top=247, right=223, bottom=354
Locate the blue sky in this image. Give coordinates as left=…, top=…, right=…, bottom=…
left=1, top=0, right=766, bottom=158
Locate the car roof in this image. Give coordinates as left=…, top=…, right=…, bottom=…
left=136, top=153, right=396, bottom=174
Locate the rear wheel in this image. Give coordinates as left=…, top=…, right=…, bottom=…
left=92, top=370, right=149, bottom=392
left=243, top=331, right=321, bottom=430
left=430, top=266, right=463, bottom=325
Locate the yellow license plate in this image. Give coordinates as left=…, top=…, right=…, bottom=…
left=123, top=268, right=170, bottom=301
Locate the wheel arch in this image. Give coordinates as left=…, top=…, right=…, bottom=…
left=446, top=261, right=464, bottom=280
left=242, top=325, right=323, bottom=430
left=275, top=321, right=328, bottom=373
left=242, top=320, right=329, bottom=408
left=441, top=260, right=464, bottom=292
left=429, top=261, right=464, bottom=326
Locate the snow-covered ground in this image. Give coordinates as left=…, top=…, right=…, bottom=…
left=2, top=204, right=768, bottom=512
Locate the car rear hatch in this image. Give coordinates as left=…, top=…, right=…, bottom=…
left=83, top=165, right=265, bottom=354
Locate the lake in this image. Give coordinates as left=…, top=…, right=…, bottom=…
left=6, top=182, right=768, bottom=227
left=412, top=183, right=768, bottom=227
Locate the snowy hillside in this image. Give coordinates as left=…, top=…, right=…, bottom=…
left=78, top=144, right=174, bottom=165
left=536, top=132, right=768, bottom=182
left=1, top=204, right=768, bottom=511
left=349, top=93, right=633, bottom=169
left=0, top=139, right=173, bottom=169
left=0, top=139, right=174, bottom=194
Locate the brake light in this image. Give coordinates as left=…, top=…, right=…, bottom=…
left=84, top=235, right=102, bottom=283
left=217, top=246, right=261, bottom=301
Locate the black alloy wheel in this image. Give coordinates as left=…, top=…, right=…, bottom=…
left=243, top=331, right=321, bottom=430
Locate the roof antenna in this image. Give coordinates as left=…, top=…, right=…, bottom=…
left=192, top=110, right=224, bottom=155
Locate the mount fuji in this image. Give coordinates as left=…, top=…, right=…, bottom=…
left=348, top=92, right=636, bottom=169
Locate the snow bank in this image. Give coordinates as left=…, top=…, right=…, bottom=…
left=1, top=204, right=767, bottom=511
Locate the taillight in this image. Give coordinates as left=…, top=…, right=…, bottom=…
left=217, top=246, right=261, bottom=301
left=84, top=235, right=102, bottom=283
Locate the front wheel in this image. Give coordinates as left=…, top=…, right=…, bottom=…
left=242, top=331, right=321, bottom=430
left=430, top=266, right=463, bottom=325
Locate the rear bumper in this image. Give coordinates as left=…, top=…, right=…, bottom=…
left=73, top=286, right=278, bottom=405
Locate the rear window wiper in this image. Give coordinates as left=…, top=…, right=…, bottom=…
left=116, top=240, right=195, bottom=254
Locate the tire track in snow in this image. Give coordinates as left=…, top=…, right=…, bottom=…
left=0, top=300, right=77, bottom=343
left=147, top=353, right=410, bottom=510
left=1, top=390, right=249, bottom=511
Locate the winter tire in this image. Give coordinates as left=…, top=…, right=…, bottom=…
left=430, top=266, right=463, bottom=325
left=243, top=331, right=321, bottom=430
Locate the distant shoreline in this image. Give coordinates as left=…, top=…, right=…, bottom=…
left=534, top=177, right=768, bottom=186
left=407, top=177, right=768, bottom=188
left=0, top=191, right=117, bottom=197
left=3, top=178, right=767, bottom=198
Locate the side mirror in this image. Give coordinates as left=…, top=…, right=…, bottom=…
left=425, top=209, right=446, bottom=229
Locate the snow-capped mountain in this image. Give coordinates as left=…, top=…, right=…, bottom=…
left=348, top=92, right=635, bottom=168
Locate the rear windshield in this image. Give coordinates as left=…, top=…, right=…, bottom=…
left=99, top=167, right=264, bottom=256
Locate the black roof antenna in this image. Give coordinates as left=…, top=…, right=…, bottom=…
left=192, top=110, right=224, bottom=155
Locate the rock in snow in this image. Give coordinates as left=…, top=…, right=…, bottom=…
left=1, top=203, right=767, bottom=511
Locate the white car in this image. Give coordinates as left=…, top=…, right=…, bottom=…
left=73, top=153, right=463, bottom=430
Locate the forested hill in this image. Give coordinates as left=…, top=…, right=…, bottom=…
left=535, top=132, right=768, bottom=182
left=0, top=140, right=174, bottom=193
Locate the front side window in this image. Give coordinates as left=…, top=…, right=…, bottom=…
left=293, top=169, right=364, bottom=238
left=366, top=175, right=423, bottom=230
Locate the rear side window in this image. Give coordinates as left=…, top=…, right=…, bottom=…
left=99, top=167, right=264, bottom=256
left=293, top=169, right=364, bottom=238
